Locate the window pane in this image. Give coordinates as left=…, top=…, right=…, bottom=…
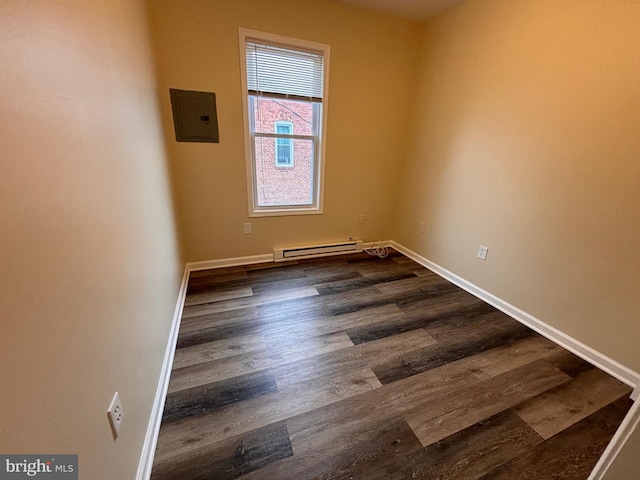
left=276, top=139, right=292, bottom=166
left=275, top=122, right=293, bottom=166
left=276, top=124, right=292, bottom=134
left=254, top=136, right=314, bottom=206
left=252, top=96, right=314, bottom=135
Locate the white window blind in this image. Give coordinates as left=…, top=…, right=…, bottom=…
left=245, top=39, right=324, bottom=102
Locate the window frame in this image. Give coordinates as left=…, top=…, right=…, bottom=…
left=274, top=121, right=294, bottom=168
left=239, top=28, right=330, bottom=217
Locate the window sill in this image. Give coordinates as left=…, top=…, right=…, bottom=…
left=249, top=206, right=323, bottom=218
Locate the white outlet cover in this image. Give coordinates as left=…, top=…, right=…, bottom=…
left=107, top=392, right=123, bottom=439
left=477, top=246, right=489, bottom=261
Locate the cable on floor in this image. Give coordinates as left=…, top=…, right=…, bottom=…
left=364, top=241, right=388, bottom=258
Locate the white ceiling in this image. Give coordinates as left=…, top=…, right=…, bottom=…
left=336, top=0, right=465, bottom=21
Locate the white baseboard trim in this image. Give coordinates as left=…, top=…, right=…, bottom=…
left=186, top=242, right=393, bottom=271
left=587, top=399, right=640, bottom=480
left=391, top=241, right=639, bottom=480
left=136, top=264, right=190, bottom=480
left=391, top=241, right=640, bottom=389
left=362, top=240, right=392, bottom=250
left=188, top=253, right=274, bottom=271
left=136, top=242, right=392, bottom=478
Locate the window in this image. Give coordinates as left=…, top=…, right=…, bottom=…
left=275, top=121, right=293, bottom=167
left=239, top=28, right=329, bottom=216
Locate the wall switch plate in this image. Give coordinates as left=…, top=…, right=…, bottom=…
left=359, top=215, right=365, bottom=225
left=244, top=223, right=251, bottom=234
left=419, top=222, right=426, bottom=233
left=107, top=392, right=123, bottom=440
left=477, top=245, right=489, bottom=261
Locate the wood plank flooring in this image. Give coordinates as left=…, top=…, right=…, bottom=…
left=151, top=250, right=633, bottom=480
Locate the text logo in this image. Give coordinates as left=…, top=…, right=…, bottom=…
left=0, top=456, right=77, bottom=479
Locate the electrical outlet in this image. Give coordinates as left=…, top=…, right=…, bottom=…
left=419, top=222, right=426, bottom=233
left=477, top=245, right=489, bottom=261
left=107, top=392, right=123, bottom=440
left=244, top=223, right=251, bottom=234
left=359, top=215, right=365, bottom=225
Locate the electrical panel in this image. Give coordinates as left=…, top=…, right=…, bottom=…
left=169, top=88, right=219, bottom=143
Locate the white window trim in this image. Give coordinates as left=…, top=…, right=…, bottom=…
left=239, top=28, right=330, bottom=217
left=274, top=121, right=294, bottom=168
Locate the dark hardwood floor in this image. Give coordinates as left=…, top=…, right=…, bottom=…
left=151, top=250, right=633, bottom=480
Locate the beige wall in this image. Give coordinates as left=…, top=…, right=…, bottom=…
left=0, top=1, right=182, bottom=478
left=147, top=0, right=419, bottom=262
left=394, top=2, right=640, bottom=475
left=395, top=0, right=640, bottom=372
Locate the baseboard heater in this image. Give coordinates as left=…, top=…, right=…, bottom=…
left=274, top=240, right=363, bottom=262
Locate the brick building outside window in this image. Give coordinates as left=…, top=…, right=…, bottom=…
left=252, top=97, right=315, bottom=206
